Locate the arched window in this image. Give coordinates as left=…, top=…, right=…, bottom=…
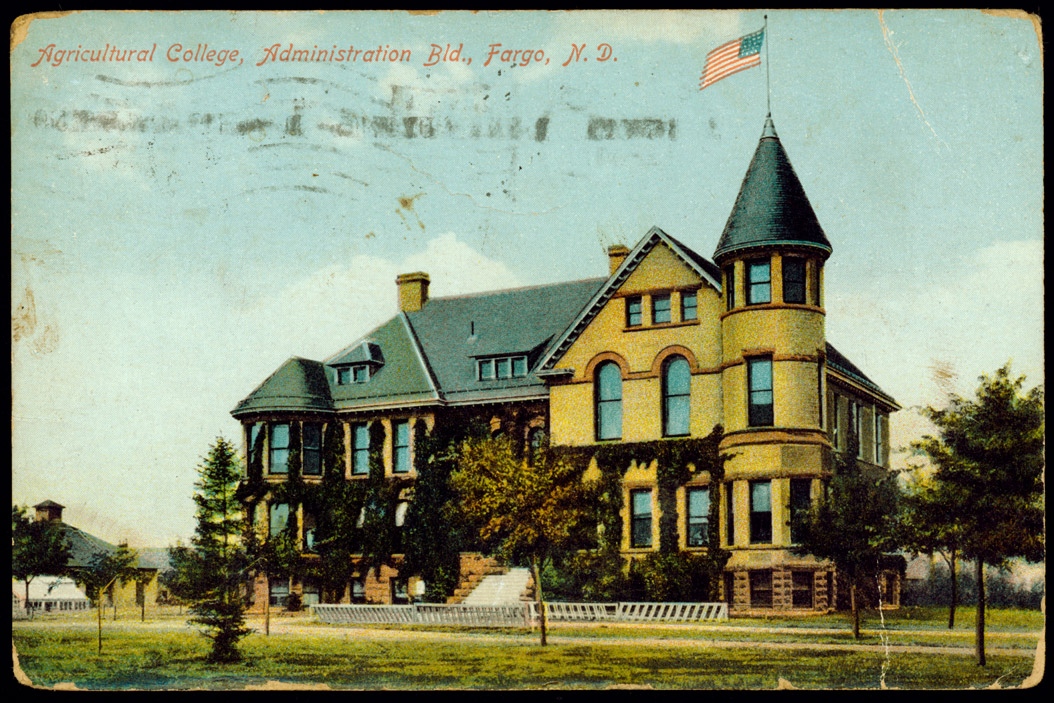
left=662, top=356, right=691, bottom=436
left=595, top=361, right=623, bottom=440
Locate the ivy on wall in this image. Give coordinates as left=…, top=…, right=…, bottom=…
left=238, top=416, right=732, bottom=604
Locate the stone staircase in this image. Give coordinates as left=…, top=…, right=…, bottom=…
left=461, top=568, right=533, bottom=606
left=446, top=553, right=510, bottom=604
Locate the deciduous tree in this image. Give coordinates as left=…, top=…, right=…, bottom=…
left=901, top=474, right=967, bottom=628
left=11, top=505, right=71, bottom=614
left=792, top=432, right=902, bottom=639
left=913, top=364, right=1044, bottom=665
left=451, top=435, right=591, bottom=646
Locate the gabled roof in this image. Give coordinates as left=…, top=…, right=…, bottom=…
left=538, top=226, right=721, bottom=372
left=826, top=342, right=899, bottom=409
left=713, top=116, right=832, bottom=262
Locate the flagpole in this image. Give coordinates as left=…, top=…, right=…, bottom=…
left=764, top=14, right=771, bottom=116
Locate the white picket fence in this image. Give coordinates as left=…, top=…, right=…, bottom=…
left=312, top=603, right=529, bottom=627
left=533, top=601, right=727, bottom=622
left=312, top=601, right=727, bottom=627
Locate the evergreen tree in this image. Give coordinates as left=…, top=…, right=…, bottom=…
left=11, top=505, right=71, bottom=613
left=184, top=438, right=253, bottom=663
left=913, top=364, right=1044, bottom=665
left=792, top=431, right=902, bottom=639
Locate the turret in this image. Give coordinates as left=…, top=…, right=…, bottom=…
left=716, top=116, right=832, bottom=564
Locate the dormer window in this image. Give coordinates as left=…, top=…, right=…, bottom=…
left=477, top=355, right=529, bottom=380
left=337, top=364, right=371, bottom=385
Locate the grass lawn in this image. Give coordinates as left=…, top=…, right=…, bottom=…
left=12, top=609, right=1042, bottom=691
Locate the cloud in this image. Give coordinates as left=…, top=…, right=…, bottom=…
left=826, top=237, right=1043, bottom=463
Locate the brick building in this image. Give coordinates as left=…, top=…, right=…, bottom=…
left=232, top=117, right=901, bottom=613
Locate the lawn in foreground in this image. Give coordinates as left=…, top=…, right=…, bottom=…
left=13, top=622, right=1036, bottom=690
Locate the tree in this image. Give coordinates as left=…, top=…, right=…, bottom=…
left=901, top=473, right=966, bottom=628
left=451, top=434, right=591, bottom=646
left=913, top=364, right=1044, bottom=666
left=181, top=438, right=253, bottom=663
left=792, top=431, right=902, bottom=639
left=11, top=505, right=71, bottom=614
left=79, top=543, right=138, bottom=653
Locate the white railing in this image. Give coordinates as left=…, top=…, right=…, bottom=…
left=313, top=601, right=727, bottom=627
left=312, top=603, right=529, bottom=627
left=531, top=601, right=728, bottom=622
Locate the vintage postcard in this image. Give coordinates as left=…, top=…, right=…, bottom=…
left=12, top=10, right=1043, bottom=690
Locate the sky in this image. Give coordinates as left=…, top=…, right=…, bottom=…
left=11, top=10, right=1044, bottom=547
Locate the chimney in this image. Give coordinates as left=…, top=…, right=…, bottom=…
left=34, top=500, right=65, bottom=523
left=396, top=272, right=430, bottom=312
left=607, top=245, right=630, bottom=275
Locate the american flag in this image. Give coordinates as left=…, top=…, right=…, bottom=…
left=699, top=29, right=765, bottom=91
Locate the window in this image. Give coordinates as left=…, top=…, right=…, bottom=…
left=747, top=259, right=771, bottom=305
left=351, top=578, right=367, bottom=604
left=724, top=572, right=735, bottom=606
left=337, top=365, right=370, bottom=385
left=393, top=421, right=411, bottom=473
left=269, top=577, right=290, bottom=608
left=391, top=579, right=410, bottom=604
left=749, top=480, right=772, bottom=544
left=630, top=490, right=653, bottom=548
left=595, top=362, right=623, bottom=440
left=811, top=262, right=822, bottom=306
left=725, top=482, right=735, bottom=546
left=792, top=571, right=814, bottom=608
left=302, top=579, right=321, bottom=607
left=249, top=423, right=264, bottom=470
left=874, top=413, right=885, bottom=465
left=302, top=423, right=322, bottom=476
left=749, top=570, right=773, bottom=608
left=782, top=258, right=806, bottom=304
left=748, top=357, right=774, bottom=427
left=652, top=293, right=671, bottom=324
left=269, top=503, right=290, bottom=537
left=351, top=424, right=370, bottom=475
left=789, top=478, right=811, bottom=545
left=851, top=402, right=863, bottom=457
left=303, top=510, right=317, bottom=552
left=686, top=487, right=710, bottom=547
left=626, top=296, right=643, bottom=327
left=725, top=266, right=735, bottom=310
left=681, top=291, right=698, bottom=321
left=817, top=362, right=824, bottom=428
left=662, top=356, right=691, bottom=436
left=270, top=423, right=290, bottom=474
left=478, top=355, right=528, bottom=380
left=831, top=394, right=841, bottom=449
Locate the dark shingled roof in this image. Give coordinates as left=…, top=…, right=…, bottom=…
left=232, top=356, right=335, bottom=416
left=713, top=116, right=832, bottom=262
left=826, top=342, right=898, bottom=407
left=328, top=316, right=436, bottom=409
left=60, top=523, right=118, bottom=569
left=407, top=278, right=606, bottom=403
left=232, top=279, right=605, bottom=415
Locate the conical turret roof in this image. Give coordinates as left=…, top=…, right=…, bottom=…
left=713, top=116, right=832, bottom=262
